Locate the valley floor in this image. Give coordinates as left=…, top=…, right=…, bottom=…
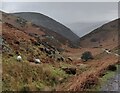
left=54, top=47, right=119, bottom=91
left=2, top=47, right=119, bottom=91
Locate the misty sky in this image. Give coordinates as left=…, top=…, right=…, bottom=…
left=1, top=2, right=118, bottom=36
left=1, top=0, right=120, bottom=2
left=1, top=2, right=118, bottom=23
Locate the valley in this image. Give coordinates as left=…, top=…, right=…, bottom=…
left=1, top=10, right=120, bottom=92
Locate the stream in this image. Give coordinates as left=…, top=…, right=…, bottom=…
left=100, top=69, right=120, bottom=91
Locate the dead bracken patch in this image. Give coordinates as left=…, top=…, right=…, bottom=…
left=59, top=55, right=118, bottom=91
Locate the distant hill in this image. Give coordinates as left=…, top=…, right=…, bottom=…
left=13, top=12, right=79, bottom=42
left=66, top=21, right=107, bottom=37
left=79, top=19, right=119, bottom=49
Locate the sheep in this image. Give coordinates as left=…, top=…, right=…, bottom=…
left=34, top=58, right=41, bottom=64
left=17, top=55, right=22, bottom=62
left=105, top=50, right=111, bottom=54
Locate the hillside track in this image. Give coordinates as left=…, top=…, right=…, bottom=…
left=58, top=54, right=118, bottom=91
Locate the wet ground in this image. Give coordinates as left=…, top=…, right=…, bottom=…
left=101, top=68, right=120, bottom=91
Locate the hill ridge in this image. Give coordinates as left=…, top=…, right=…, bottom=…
left=13, top=12, right=79, bottom=42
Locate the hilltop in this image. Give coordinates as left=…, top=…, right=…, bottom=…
left=13, top=12, right=79, bottom=43
left=79, top=19, right=119, bottom=49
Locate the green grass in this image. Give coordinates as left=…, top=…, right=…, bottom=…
left=59, top=62, right=70, bottom=67
left=42, top=64, right=69, bottom=87
left=50, top=66, right=68, bottom=78
left=2, top=56, right=69, bottom=91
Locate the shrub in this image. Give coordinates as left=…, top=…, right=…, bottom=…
left=81, top=51, right=93, bottom=62
left=107, top=65, right=117, bottom=71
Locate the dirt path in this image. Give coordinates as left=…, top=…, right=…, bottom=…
left=57, top=54, right=118, bottom=91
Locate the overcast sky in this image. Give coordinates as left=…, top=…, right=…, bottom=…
left=0, top=2, right=119, bottom=36
left=1, top=2, right=118, bottom=24
left=1, top=0, right=120, bottom=2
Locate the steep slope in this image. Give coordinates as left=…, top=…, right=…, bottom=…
left=1, top=11, right=74, bottom=91
left=13, top=12, right=79, bottom=42
left=1, top=11, right=74, bottom=49
left=1, top=11, right=120, bottom=91
left=79, top=19, right=119, bottom=49
left=2, top=20, right=70, bottom=91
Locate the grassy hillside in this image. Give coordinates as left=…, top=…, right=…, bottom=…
left=79, top=19, right=119, bottom=49
left=1, top=11, right=119, bottom=92
left=13, top=12, right=79, bottom=42
left=1, top=18, right=71, bottom=91
left=1, top=11, right=74, bottom=49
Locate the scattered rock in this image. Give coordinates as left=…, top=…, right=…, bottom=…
left=14, top=40, right=20, bottom=45
left=62, top=67, right=76, bottom=75
left=8, top=53, right=14, bottom=57
left=67, top=57, right=72, bottom=62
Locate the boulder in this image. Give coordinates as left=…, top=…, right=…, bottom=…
left=62, top=67, right=76, bottom=75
